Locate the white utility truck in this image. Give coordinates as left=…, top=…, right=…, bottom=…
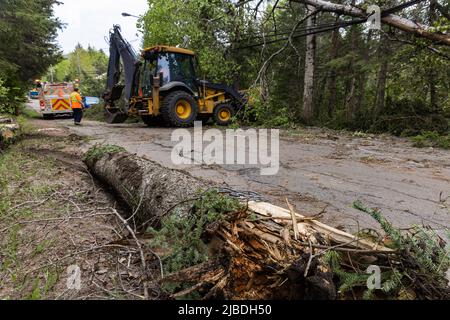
left=38, top=82, right=75, bottom=119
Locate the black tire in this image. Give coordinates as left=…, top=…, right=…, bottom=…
left=213, top=103, right=235, bottom=126
left=43, top=114, right=54, bottom=120
left=160, top=91, right=198, bottom=127
left=141, top=115, right=164, bottom=127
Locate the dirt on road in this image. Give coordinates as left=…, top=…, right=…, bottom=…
left=28, top=112, right=450, bottom=236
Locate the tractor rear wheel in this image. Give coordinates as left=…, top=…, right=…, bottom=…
left=160, top=91, right=198, bottom=127
left=213, top=103, right=235, bottom=126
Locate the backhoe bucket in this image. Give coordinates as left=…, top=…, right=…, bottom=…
left=104, top=107, right=128, bottom=124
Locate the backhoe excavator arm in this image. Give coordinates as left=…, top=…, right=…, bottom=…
left=103, top=25, right=139, bottom=121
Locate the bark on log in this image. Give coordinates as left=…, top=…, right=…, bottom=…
left=84, top=151, right=211, bottom=226
left=292, top=0, right=450, bottom=46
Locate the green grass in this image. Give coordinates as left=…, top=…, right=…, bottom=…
left=34, top=240, right=52, bottom=256
left=0, top=129, right=65, bottom=298
left=26, top=268, right=59, bottom=300
left=411, top=131, right=450, bottom=149
left=19, top=105, right=40, bottom=119
left=83, top=104, right=105, bottom=122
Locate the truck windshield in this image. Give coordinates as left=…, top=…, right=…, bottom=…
left=157, top=53, right=196, bottom=92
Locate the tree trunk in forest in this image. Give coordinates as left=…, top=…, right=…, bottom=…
left=356, top=31, right=372, bottom=117
left=327, top=17, right=340, bottom=118
left=231, top=0, right=244, bottom=90
left=375, top=37, right=389, bottom=118
left=344, top=20, right=358, bottom=123
left=428, top=2, right=438, bottom=110
left=345, top=76, right=357, bottom=123
left=316, top=75, right=328, bottom=117
left=302, top=6, right=316, bottom=124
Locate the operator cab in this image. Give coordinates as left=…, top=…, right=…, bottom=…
left=140, top=46, right=199, bottom=97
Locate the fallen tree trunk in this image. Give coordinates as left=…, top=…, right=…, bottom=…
left=292, top=0, right=450, bottom=46
left=84, top=147, right=210, bottom=227
left=85, top=147, right=449, bottom=300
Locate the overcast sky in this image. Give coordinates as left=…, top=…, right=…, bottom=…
left=54, top=0, right=148, bottom=54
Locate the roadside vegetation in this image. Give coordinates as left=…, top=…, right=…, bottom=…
left=44, top=44, right=108, bottom=98
left=0, top=127, right=69, bottom=298
left=83, top=104, right=106, bottom=122
left=411, top=131, right=450, bottom=149
left=0, top=142, right=61, bottom=299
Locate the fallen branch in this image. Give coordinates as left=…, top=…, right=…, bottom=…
left=291, top=0, right=450, bottom=46
left=111, top=207, right=151, bottom=299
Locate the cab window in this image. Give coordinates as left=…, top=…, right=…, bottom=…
left=157, top=53, right=197, bottom=92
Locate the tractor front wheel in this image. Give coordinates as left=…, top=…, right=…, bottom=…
left=160, top=91, right=198, bottom=127
left=213, top=103, right=235, bottom=126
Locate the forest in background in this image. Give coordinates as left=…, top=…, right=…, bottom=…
left=140, top=0, right=450, bottom=136
left=0, top=0, right=62, bottom=114
left=45, top=45, right=109, bottom=97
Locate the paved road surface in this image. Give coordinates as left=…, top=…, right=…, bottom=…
left=28, top=100, right=450, bottom=235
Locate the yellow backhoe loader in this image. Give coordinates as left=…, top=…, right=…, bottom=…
left=103, top=26, right=247, bottom=127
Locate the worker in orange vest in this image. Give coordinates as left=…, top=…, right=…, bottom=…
left=70, top=87, right=84, bottom=125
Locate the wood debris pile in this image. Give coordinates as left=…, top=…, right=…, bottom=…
left=163, top=201, right=395, bottom=300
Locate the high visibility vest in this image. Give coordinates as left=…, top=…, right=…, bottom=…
left=70, top=92, right=82, bottom=109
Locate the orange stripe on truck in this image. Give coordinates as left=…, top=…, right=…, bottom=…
left=52, top=99, right=70, bottom=111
